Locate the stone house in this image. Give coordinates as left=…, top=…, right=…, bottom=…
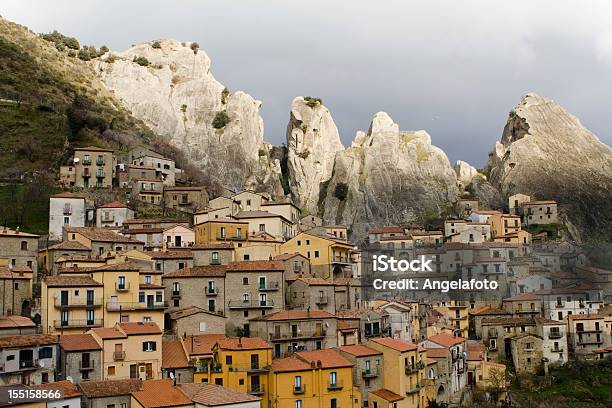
left=232, top=190, right=269, bottom=211
left=131, top=150, right=176, bottom=186
left=63, top=227, right=144, bottom=257
left=40, top=240, right=92, bottom=275
left=0, top=266, right=32, bottom=317
left=233, top=211, right=296, bottom=241
left=338, top=344, right=383, bottom=408
left=131, top=179, right=164, bottom=205
left=73, top=146, right=115, bottom=188
left=535, top=317, right=568, bottom=365
left=191, top=243, right=235, bottom=266
left=510, top=333, right=543, bottom=374
left=161, top=340, right=194, bottom=384
left=536, top=286, right=604, bottom=321
left=162, top=225, right=195, bottom=249
left=285, top=277, right=335, bottom=314
left=420, top=333, right=467, bottom=397
left=169, top=306, right=226, bottom=337
left=162, top=265, right=226, bottom=314
left=378, top=300, right=419, bottom=343
left=0, top=316, right=36, bottom=337
left=151, top=250, right=193, bottom=274
left=502, top=293, right=543, bottom=318
left=299, top=214, right=322, bottom=231
left=567, top=314, right=606, bottom=357
left=0, top=334, right=59, bottom=385
left=249, top=310, right=338, bottom=358
left=163, top=187, right=209, bottom=213
left=335, top=309, right=385, bottom=343
left=508, top=275, right=552, bottom=296
left=508, top=193, right=531, bottom=215
left=480, top=316, right=537, bottom=363
left=523, top=200, right=558, bottom=225
left=59, top=333, right=103, bottom=382
left=273, top=253, right=310, bottom=276
left=59, top=165, right=76, bottom=187
left=79, top=378, right=143, bottom=408
left=117, top=164, right=158, bottom=188
left=96, top=201, right=134, bottom=230
left=0, top=227, right=39, bottom=283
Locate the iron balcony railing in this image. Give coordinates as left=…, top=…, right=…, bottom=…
left=106, top=301, right=168, bottom=311
left=227, top=299, right=274, bottom=309
left=54, top=319, right=103, bottom=329
left=54, top=297, right=103, bottom=308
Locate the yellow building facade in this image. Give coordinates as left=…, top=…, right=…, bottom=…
left=280, top=232, right=354, bottom=278
left=195, top=220, right=249, bottom=245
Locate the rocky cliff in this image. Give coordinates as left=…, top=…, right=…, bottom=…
left=94, top=40, right=283, bottom=196
left=488, top=93, right=612, bottom=241
left=286, top=97, right=344, bottom=213
left=316, top=112, right=460, bottom=242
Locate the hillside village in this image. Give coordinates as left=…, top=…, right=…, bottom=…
left=0, top=144, right=610, bottom=408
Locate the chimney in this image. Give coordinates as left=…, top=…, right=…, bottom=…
left=238, top=337, right=242, bottom=348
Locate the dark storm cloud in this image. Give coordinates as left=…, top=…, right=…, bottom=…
left=3, top=0, right=611, bottom=166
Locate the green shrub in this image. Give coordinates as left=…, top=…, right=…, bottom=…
left=152, top=41, right=161, bottom=49
left=106, top=54, right=116, bottom=63
left=297, top=149, right=310, bottom=160
left=54, top=42, right=65, bottom=52
left=77, top=48, right=91, bottom=61
left=180, top=104, right=187, bottom=113
left=67, top=50, right=76, bottom=58
left=99, top=45, right=109, bottom=55
left=133, top=56, right=150, bottom=66
left=221, top=87, right=230, bottom=104
left=334, top=183, right=349, bottom=200
left=258, top=149, right=267, bottom=157
left=190, top=42, right=200, bottom=54
left=41, top=30, right=80, bottom=50
left=212, top=111, right=230, bottom=129
left=304, top=96, right=322, bottom=108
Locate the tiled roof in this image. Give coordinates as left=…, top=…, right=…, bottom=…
left=183, top=334, right=226, bottom=356
left=163, top=186, right=205, bottom=191
left=64, top=227, right=143, bottom=243
left=481, top=317, right=535, bottom=326
left=99, top=200, right=128, bottom=208
left=90, top=327, right=126, bottom=340
left=169, top=306, right=225, bottom=320
left=369, top=337, right=418, bottom=352
left=216, top=337, right=271, bottom=351
left=290, top=277, right=334, bottom=286
left=503, top=292, right=540, bottom=302
left=253, top=310, right=335, bottom=321
left=272, top=252, right=302, bottom=261
left=370, top=388, right=404, bottom=402
left=74, top=145, right=113, bottom=152
left=339, top=344, right=382, bottom=357
left=367, top=226, right=404, bottom=234
left=162, top=265, right=226, bottom=278
left=335, top=309, right=377, bottom=318
left=34, top=380, right=81, bottom=398
left=429, top=332, right=465, bottom=348
left=0, top=315, right=35, bottom=329
left=60, top=334, right=101, bottom=351
left=470, top=307, right=511, bottom=316
left=227, top=260, right=285, bottom=272
left=139, top=283, right=165, bottom=289
left=296, top=349, right=353, bottom=369
left=43, top=276, right=102, bottom=287
left=524, top=200, right=557, bottom=205
left=132, top=379, right=193, bottom=408
left=179, top=383, right=260, bottom=406
left=47, top=241, right=90, bottom=251
left=271, top=356, right=312, bottom=372
left=568, top=314, right=604, bottom=321
left=234, top=210, right=288, bottom=220
left=88, top=262, right=141, bottom=272
left=191, top=243, right=234, bottom=250
left=337, top=321, right=359, bottom=331
left=162, top=341, right=189, bottom=369
left=0, top=267, right=32, bottom=279
left=0, top=228, right=39, bottom=238
left=149, top=250, right=193, bottom=260
left=119, top=322, right=162, bottom=335
left=426, top=348, right=448, bottom=358
left=79, top=379, right=143, bottom=398
left=0, top=334, right=58, bottom=348
left=122, top=228, right=164, bottom=234
left=466, top=342, right=486, bottom=361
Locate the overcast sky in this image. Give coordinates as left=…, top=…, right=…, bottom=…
left=3, top=1, right=612, bottom=166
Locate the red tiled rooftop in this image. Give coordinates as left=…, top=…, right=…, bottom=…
left=215, top=337, right=271, bottom=351
left=60, top=333, right=101, bottom=351
left=162, top=341, right=189, bottom=369
left=429, top=332, right=465, bottom=348
left=132, top=379, right=192, bottom=408
left=369, top=337, right=418, bottom=352
left=339, top=344, right=382, bottom=357
left=370, top=388, right=404, bottom=402
left=296, top=349, right=353, bottom=369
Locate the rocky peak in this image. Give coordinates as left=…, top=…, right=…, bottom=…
left=286, top=97, right=344, bottom=213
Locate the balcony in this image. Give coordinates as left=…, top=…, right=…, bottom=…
left=228, top=300, right=274, bottom=309
left=406, top=384, right=421, bottom=394
left=96, top=157, right=105, bottom=166
left=54, top=319, right=103, bottom=329
left=269, top=330, right=327, bottom=341
left=552, top=347, right=564, bottom=353
left=448, top=301, right=468, bottom=308
left=578, top=338, right=603, bottom=345
left=54, top=297, right=103, bottom=308
left=171, top=290, right=181, bottom=299
left=79, top=360, right=95, bottom=371
left=315, top=295, right=329, bottom=305
left=327, top=379, right=343, bottom=391
left=210, top=258, right=221, bottom=265
left=63, top=205, right=72, bottom=215
left=18, top=359, right=38, bottom=371
left=115, top=282, right=130, bottom=292
left=548, top=331, right=563, bottom=339
left=82, top=158, right=92, bottom=165
left=450, top=315, right=467, bottom=321
left=215, top=233, right=246, bottom=241
left=259, top=281, right=279, bottom=291
left=405, top=360, right=425, bottom=374
left=293, top=384, right=306, bottom=395
left=113, top=351, right=126, bottom=361
left=362, top=367, right=380, bottom=378
left=227, top=364, right=270, bottom=373
left=248, top=384, right=265, bottom=395
left=516, top=309, right=539, bottom=314
left=96, top=170, right=105, bottom=178
left=206, top=287, right=219, bottom=296
left=331, top=256, right=351, bottom=265
left=101, top=216, right=115, bottom=224
left=555, top=302, right=565, bottom=308
left=106, top=301, right=168, bottom=311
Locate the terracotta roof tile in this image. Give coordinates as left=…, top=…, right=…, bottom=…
left=227, top=260, right=285, bottom=272
left=339, top=345, right=382, bottom=357
left=426, top=348, right=448, bottom=358
left=367, top=226, right=404, bottom=234
left=467, top=342, right=486, bottom=361
left=149, top=250, right=193, bottom=260
left=179, top=383, right=260, bottom=405
left=163, top=265, right=226, bottom=278
left=369, top=337, right=418, bottom=352
left=43, top=275, right=102, bottom=287
left=253, top=310, right=335, bottom=321
left=50, top=192, right=85, bottom=199
left=88, top=262, right=141, bottom=272
left=503, top=292, right=540, bottom=302
left=0, top=315, right=35, bottom=329
left=0, top=334, right=58, bottom=348
left=47, top=241, right=91, bottom=251
left=184, top=334, right=226, bottom=356
left=90, top=327, right=126, bottom=340
left=118, top=322, right=162, bottom=336
left=216, top=337, right=271, bottom=351
left=162, top=341, right=189, bottom=369
left=99, top=201, right=128, bottom=208
left=191, top=243, right=234, bottom=250
left=79, top=379, right=143, bottom=398
left=132, top=380, right=192, bottom=408
left=337, top=321, right=359, bottom=331
left=34, top=381, right=80, bottom=398
left=370, top=388, right=404, bottom=402
left=60, top=334, right=101, bottom=351
left=64, top=227, right=143, bottom=244
left=169, top=306, right=225, bottom=320
left=295, top=349, right=353, bottom=369
left=271, top=356, right=312, bottom=372
left=429, top=333, right=465, bottom=348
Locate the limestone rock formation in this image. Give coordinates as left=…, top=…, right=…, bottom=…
left=319, top=112, right=460, bottom=242
left=455, top=160, right=479, bottom=189
left=488, top=93, right=612, bottom=241
left=286, top=97, right=344, bottom=213
left=94, top=40, right=283, bottom=196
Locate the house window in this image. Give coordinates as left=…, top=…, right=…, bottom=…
left=39, top=347, right=53, bottom=359
left=329, top=372, right=337, bottom=386
left=108, top=366, right=116, bottom=376
left=243, top=277, right=249, bottom=285
left=295, top=401, right=302, bottom=408
left=143, top=341, right=156, bottom=352
left=156, top=291, right=163, bottom=302
left=139, top=292, right=145, bottom=303
left=144, top=275, right=152, bottom=284
left=226, top=355, right=233, bottom=365
left=20, top=241, right=28, bottom=251
left=259, top=224, right=265, bottom=232
left=208, top=299, right=215, bottom=312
